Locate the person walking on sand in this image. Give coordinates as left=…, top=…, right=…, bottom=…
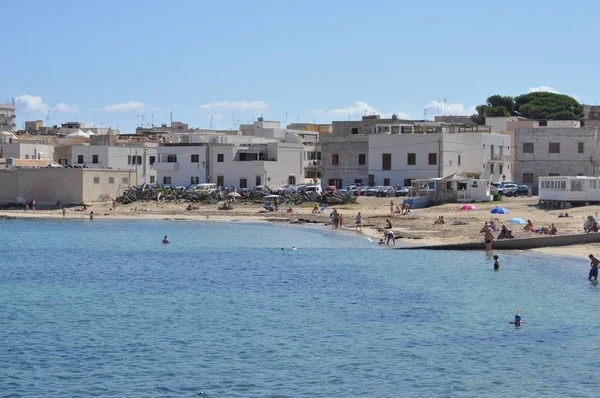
left=589, top=254, right=599, bottom=281
left=355, top=212, right=362, bottom=231
left=62, top=206, right=66, bottom=217
left=484, top=228, right=494, bottom=252
left=390, top=200, right=394, bottom=215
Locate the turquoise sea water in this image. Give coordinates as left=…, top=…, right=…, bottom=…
left=0, top=218, right=598, bottom=397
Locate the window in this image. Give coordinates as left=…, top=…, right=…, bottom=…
left=149, top=156, right=156, bottom=165
left=328, top=179, right=342, bottom=188
left=332, top=154, right=339, bottom=166
left=191, top=176, right=199, bottom=184
left=137, top=155, right=142, bottom=165
left=571, top=180, right=583, bottom=191
left=122, top=178, right=129, bottom=184
left=490, top=164, right=494, bottom=174
left=539, top=120, right=548, bottom=127
left=499, top=165, right=503, bottom=175
left=109, top=177, right=115, bottom=184
left=428, top=153, right=437, bottom=165
left=351, top=128, right=359, bottom=134
left=392, top=126, right=400, bottom=134
left=358, top=153, right=366, bottom=165
left=369, top=174, right=375, bottom=186
left=77, top=155, right=84, bottom=164
left=93, top=177, right=100, bottom=184
left=404, top=179, right=413, bottom=187
left=522, top=173, right=534, bottom=183
left=549, top=142, right=560, bottom=153
left=163, top=176, right=171, bottom=185
left=523, top=143, right=534, bottom=153
left=305, top=170, right=317, bottom=178
left=578, top=142, right=584, bottom=153
left=217, top=153, right=224, bottom=162
left=288, top=175, right=296, bottom=185
left=382, top=153, right=391, bottom=170
left=407, top=153, right=416, bottom=165
left=150, top=176, right=155, bottom=184
left=217, top=175, right=224, bottom=187
left=128, top=155, right=142, bottom=165
left=549, top=173, right=560, bottom=176
left=25, top=155, right=29, bottom=159
left=255, top=176, right=261, bottom=186
left=383, top=178, right=390, bottom=186
left=191, top=154, right=199, bottom=163
left=354, top=179, right=363, bottom=184
left=92, top=155, right=98, bottom=164
left=458, top=155, right=461, bottom=166
left=167, top=155, right=177, bottom=163
left=578, top=173, right=584, bottom=176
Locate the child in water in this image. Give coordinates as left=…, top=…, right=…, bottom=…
left=493, top=255, right=500, bottom=271
left=512, top=309, right=522, bottom=326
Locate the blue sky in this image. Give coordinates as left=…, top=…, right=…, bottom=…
left=4, top=0, right=599, bottom=132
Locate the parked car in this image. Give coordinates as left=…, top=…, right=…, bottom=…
left=376, top=186, right=396, bottom=197
left=305, top=185, right=323, bottom=194
left=339, top=185, right=355, bottom=195
left=365, top=186, right=381, bottom=196
left=325, top=186, right=338, bottom=195
left=499, top=183, right=518, bottom=196
left=395, top=186, right=411, bottom=196
left=505, top=185, right=529, bottom=197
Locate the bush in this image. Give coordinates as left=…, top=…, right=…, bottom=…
left=492, top=192, right=502, bottom=202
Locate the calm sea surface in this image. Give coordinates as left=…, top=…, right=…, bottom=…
left=0, top=218, right=598, bottom=397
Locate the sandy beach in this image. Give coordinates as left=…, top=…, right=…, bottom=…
left=1, top=196, right=597, bottom=259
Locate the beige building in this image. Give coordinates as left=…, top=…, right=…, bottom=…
left=0, top=168, right=132, bottom=205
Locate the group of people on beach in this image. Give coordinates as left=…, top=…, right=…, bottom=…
left=330, top=209, right=344, bottom=229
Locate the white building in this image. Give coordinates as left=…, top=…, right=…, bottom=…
left=367, top=132, right=512, bottom=187
left=154, top=144, right=208, bottom=187
left=71, top=144, right=158, bottom=186
left=0, top=142, right=55, bottom=160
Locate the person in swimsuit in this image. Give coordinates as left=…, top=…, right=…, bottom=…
left=493, top=255, right=500, bottom=271
left=355, top=212, right=362, bottom=231
left=385, top=230, right=395, bottom=246
left=484, top=228, right=494, bottom=252
left=589, top=254, right=599, bottom=281
left=512, top=309, right=522, bottom=326
left=162, top=235, right=170, bottom=244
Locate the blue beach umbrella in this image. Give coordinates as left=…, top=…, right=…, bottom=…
left=491, top=207, right=510, bottom=215
left=507, top=217, right=527, bottom=224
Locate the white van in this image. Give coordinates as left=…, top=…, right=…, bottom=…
left=195, top=183, right=217, bottom=192
left=304, top=185, right=323, bottom=194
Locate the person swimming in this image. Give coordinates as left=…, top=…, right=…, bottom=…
left=511, top=309, right=523, bottom=326
left=162, top=235, right=170, bottom=244
left=493, top=255, right=500, bottom=271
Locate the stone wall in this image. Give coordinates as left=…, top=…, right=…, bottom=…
left=321, top=135, right=369, bottom=187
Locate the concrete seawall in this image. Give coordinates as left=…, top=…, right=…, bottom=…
left=396, top=232, right=600, bottom=251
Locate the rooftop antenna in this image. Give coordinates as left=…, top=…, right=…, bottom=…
left=151, top=114, right=154, bottom=127
left=443, top=99, right=447, bottom=116
left=170, top=111, right=172, bottom=125
left=285, top=111, right=288, bottom=127
left=210, top=115, right=213, bottom=130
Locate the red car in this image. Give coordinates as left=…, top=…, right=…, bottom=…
left=325, top=186, right=338, bottom=195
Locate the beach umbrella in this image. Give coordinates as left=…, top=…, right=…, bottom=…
left=491, top=207, right=510, bottom=214
left=461, top=204, right=476, bottom=211
left=507, top=217, right=527, bottom=224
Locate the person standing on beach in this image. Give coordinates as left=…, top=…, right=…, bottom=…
left=338, top=213, right=344, bottom=229
left=484, top=228, right=494, bottom=252
left=589, top=254, right=599, bottom=281
left=493, top=255, right=500, bottom=271
left=385, top=230, right=395, bottom=246
left=32, top=199, right=36, bottom=211
left=390, top=200, right=394, bottom=215
left=62, top=206, right=66, bottom=217
left=89, top=211, right=94, bottom=221
left=355, top=212, right=362, bottom=231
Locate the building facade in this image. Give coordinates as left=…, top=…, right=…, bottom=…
left=514, top=127, right=600, bottom=191
left=0, top=168, right=131, bottom=205
left=0, top=104, right=16, bottom=132
left=154, top=144, right=208, bottom=187
left=70, top=144, right=158, bottom=186
left=0, top=142, right=55, bottom=160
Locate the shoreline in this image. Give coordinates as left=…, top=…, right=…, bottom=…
left=0, top=197, right=593, bottom=260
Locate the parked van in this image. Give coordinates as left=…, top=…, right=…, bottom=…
left=195, top=183, right=217, bottom=192
left=305, top=185, right=323, bottom=194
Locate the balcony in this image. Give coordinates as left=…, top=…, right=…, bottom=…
left=489, top=154, right=511, bottom=162
left=152, top=162, right=178, bottom=171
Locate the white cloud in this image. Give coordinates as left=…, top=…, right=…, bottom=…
left=15, top=95, right=49, bottom=113
left=328, top=101, right=379, bottom=117
left=425, top=100, right=469, bottom=116
left=198, top=100, right=268, bottom=111
left=528, top=85, right=559, bottom=94
left=53, top=102, right=79, bottom=113
left=100, top=101, right=145, bottom=112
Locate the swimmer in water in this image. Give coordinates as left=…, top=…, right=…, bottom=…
left=493, top=255, right=500, bottom=271
left=162, top=235, right=170, bottom=244
left=511, top=309, right=523, bottom=326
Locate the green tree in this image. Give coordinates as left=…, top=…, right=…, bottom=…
left=514, top=92, right=583, bottom=120
left=471, top=95, right=514, bottom=125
